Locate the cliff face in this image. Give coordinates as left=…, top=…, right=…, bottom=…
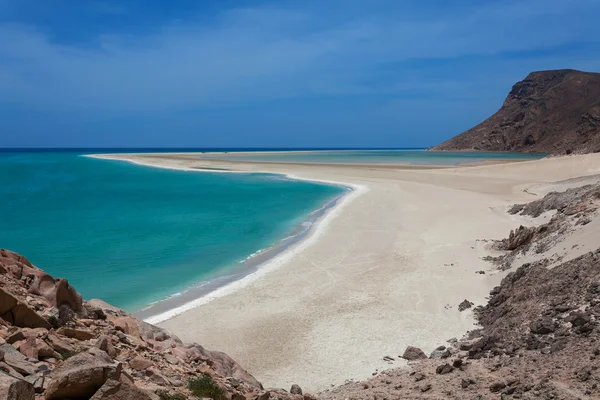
left=0, top=249, right=309, bottom=400
left=431, top=69, right=600, bottom=154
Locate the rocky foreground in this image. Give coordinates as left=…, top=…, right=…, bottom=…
left=0, top=249, right=310, bottom=400
left=430, top=69, right=600, bottom=155
left=320, top=181, right=600, bottom=399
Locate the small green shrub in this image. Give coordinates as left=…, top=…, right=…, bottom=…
left=59, top=350, right=75, bottom=360
left=188, top=375, right=226, bottom=400
left=158, top=391, right=187, bottom=400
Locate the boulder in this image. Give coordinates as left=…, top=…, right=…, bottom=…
left=530, top=317, right=555, bottom=334
left=16, top=338, right=39, bottom=360
left=401, top=346, right=427, bottom=361
left=0, top=344, right=36, bottom=376
left=458, top=299, right=474, bottom=312
left=129, top=355, right=153, bottom=371
left=429, top=346, right=451, bottom=359
left=501, top=225, right=536, bottom=251
left=566, top=311, right=591, bottom=327
left=6, top=331, right=27, bottom=345
left=18, top=338, right=59, bottom=360
left=95, top=335, right=117, bottom=359
left=145, top=367, right=170, bottom=386
left=186, top=343, right=262, bottom=389
left=45, top=333, right=75, bottom=354
left=0, top=371, right=35, bottom=400
left=86, top=299, right=123, bottom=316
left=111, top=316, right=142, bottom=338
left=290, top=384, right=303, bottom=395
left=57, top=327, right=95, bottom=341
left=90, top=379, right=159, bottom=400
left=0, top=362, right=24, bottom=379
left=0, top=288, right=52, bottom=329
left=490, top=381, right=506, bottom=393
left=84, top=304, right=107, bottom=320
left=44, top=349, right=121, bottom=400
left=23, top=373, right=45, bottom=393
left=0, top=249, right=82, bottom=313
left=435, top=363, right=454, bottom=375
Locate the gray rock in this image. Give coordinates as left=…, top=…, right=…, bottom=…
left=490, top=381, right=507, bottom=392
left=290, top=384, right=303, bottom=395
left=458, top=299, right=474, bottom=312
left=0, top=372, right=35, bottom=400
left=0, top=345, right=36, bottom=376
left=401, top=346, right=427, bottom=361
left=435, top=363, right=454, bottom=375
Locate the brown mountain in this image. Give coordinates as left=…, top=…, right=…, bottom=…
left=430, top=69, right=600, bottom=154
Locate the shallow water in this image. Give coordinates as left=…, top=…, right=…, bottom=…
left=0, top=151, right=344, bottom=311
left=204, top=150, right=546, bottom=165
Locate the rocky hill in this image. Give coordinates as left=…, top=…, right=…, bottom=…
left=0, top=249, right=310, bottom=400
left=430, top=69, right=600, bottom=154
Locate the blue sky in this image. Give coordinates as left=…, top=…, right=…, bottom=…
left=1, top=0, right=599, bottom=148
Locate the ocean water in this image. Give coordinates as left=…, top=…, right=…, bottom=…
left=204, top=150, right=547, bottom=165
left=0, top=152, right=345, bottom=311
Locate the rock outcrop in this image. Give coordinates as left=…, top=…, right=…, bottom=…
left=430, top=69, right=600, bottom=155
left=0, top=249, right=311, bottom=400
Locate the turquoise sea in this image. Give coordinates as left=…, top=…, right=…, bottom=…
left=0, top=151, right=345, bottom=311
left=205, top=150, right=546, bottom=165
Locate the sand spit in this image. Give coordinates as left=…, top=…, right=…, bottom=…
left=89, top=152, right=600, bottom=392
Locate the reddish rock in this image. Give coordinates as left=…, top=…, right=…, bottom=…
left=0, top=344, right=36, bottom=376
left=44, top=349, right=121, bottom=400
left=17, top=338, right=39, bottom=360
left=57, top=327, right=95, bottom=341
left=0, top=372, right=35, bottom=400
left=45, top=333, right=75, bottom=354
left=146, top=366, right=170, bottom=386
left=1, top=250, right=267, bottom=400
left=1, top=249, right=82, bottom=313
left=170, top=346, right=188, bottom=361
left=186, top=343, right=262, bottom=389
left=0, top=288, right=52, bottom=329
left=129, top=355, right=153, bottom=371
left=6, top=330, right=27, bottom=345
left=90, top=379, right=159, bottom=400
left=111, top=316, right=141, bottom=338
left=95, top=335, right=117, bottom=359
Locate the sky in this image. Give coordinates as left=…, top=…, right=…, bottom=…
left=1, top=0, right=599, bottom=148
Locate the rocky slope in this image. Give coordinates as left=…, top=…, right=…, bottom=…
left=430, top=69, right=600, bottom=155
left=320, top=182, right=600, bottom=399
left=0, top=249, right=311, bottom=400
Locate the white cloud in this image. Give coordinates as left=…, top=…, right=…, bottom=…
left=0, top=0, right=599, bottom=115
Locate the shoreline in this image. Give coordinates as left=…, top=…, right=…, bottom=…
left=137, top=188, right=353, bottom=323
left=85, top=153, right=367, bottom=324
left=85, top=152, right=600, bottom=392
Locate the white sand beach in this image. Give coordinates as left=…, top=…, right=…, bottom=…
left=91, top=152, right=600, bottom=392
